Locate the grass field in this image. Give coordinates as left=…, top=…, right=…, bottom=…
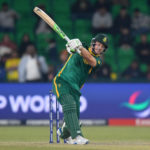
left=0, top=126, right=150, bottom=150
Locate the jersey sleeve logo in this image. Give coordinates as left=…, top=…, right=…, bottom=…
left=98, top=60, right=101, bottom=64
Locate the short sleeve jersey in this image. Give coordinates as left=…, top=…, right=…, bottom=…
left=56, top=48, right=102, bottom=93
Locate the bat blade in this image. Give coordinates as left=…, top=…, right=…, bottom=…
left=33, top=7, right=70, bottom=42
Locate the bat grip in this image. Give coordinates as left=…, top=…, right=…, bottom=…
left=65, top=36, right=70, bottom=42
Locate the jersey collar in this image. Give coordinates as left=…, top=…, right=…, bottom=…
left=88, top=47, right=100, bottom=57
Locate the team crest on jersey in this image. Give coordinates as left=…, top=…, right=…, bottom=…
left=58, top=84, right=61, bottom=88
left=103, top=37, right=107, bottom=43
left=83, top=58, right=89, bottom=64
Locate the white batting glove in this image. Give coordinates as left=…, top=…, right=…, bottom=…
left=66, top=44, right=76, bottom=54
left=66, top=39, right=82, bottom=54
left=67, top=39, right=82, bottom=49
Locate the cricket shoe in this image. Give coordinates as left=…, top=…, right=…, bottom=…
left=67, top=135, right=89, bottom=145
left=65, top=136, right=72, bottom=144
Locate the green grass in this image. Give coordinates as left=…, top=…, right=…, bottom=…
left=0, top=126, right=150, bottom=150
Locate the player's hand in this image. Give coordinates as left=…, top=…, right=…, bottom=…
left=66, top=39, right=82, bottom=54
left=66, top=44, right=76, bottom=54
left=67, top=39, right=82, bottom=49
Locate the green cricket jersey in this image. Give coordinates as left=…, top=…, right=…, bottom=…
left=55, top=48, right=102, bottom=93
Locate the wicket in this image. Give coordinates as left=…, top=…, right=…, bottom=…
left=49, top=90, right=65, bottom=143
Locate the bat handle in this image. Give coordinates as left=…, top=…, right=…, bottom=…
left=65, top=36, right=70, bottom=42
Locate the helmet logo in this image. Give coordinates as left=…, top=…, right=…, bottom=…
left=103, top=37, right=107, bottom=43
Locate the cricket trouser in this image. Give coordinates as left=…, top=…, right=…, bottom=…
left=52, top=76, right=82, bottom=139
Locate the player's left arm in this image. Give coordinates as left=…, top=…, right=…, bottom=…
left=66, top=39, right=100, bottom=67
left=79, top=46, right=97, bottom=67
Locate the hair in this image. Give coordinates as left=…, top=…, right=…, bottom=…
left=2, top=2, right=8, bottom=7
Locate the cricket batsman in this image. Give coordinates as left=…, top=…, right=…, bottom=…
left=53, top=33, right=108, bottom=144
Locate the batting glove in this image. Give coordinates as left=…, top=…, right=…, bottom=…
left=66, top=39, right=82, bottom=54
left=66, top=44, right=76, bottom=54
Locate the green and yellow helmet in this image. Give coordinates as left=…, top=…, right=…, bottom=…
left=91, top=33, right=108, bottom=53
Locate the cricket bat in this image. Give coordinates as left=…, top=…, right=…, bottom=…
left=33, top=7, right=70, bottom=42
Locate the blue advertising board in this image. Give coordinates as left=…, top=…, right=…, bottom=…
left=0, top=83, right=150, bottom=119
